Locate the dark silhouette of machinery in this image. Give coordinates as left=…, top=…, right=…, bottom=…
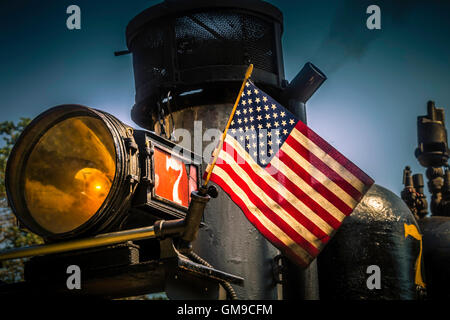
left=401, top=100, right=450, bottom=300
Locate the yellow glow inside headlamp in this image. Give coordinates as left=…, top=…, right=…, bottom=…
left=23, top=116, right=116, bottom=234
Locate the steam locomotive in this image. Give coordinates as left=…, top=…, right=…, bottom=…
left=0, top=0, right=448, bottom=300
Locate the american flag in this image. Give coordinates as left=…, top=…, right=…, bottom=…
left=205, top=80, right=374, bottom=267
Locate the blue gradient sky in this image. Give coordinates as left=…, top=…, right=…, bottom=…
left=0, top=0, right=449, bottom=197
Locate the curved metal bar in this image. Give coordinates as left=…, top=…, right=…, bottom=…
left=0, top=225, right=156, bottom=261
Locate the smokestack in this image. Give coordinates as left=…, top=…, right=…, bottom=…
left=125, top=0, right=286, bottom=299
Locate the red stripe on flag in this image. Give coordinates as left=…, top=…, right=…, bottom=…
left=275, top=149, right=355, bottom=216
left=263, top=163, right=343, bottom=229
left=221, top=142, right=333, bottom=242
left=216, top=160, right=322, bottom=256
left=209, top=172, right=310, bottom=268
left=284, top=134, right=363, bottom=201
left=295, top=121, right=374, bottom=187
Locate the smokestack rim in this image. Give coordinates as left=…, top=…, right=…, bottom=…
left=126, top=0, right=283, bottom=47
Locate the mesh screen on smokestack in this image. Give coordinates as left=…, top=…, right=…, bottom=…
left=125, top=0, right=285, bottom=130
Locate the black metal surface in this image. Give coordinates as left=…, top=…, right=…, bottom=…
left=24, top=242, right=140, bottom=283
left=425, top=166, right=450, bottom=217
left=318, top=184, right=422, bottom=300
left=126, top=0, right=282, bottom=38
left=277, top=255, right=319, bottom=300
left=186, top=251, right=238, bottom=300
left=406, top=102, right=450, bottom=217
left=125, top=0, right=285, bottom=130
left=401, top=166, right=428, bottom=219
left=181, top=190, right=210, bottom=244
left=0, top=259, right=167, bottom=299
left=164, top=271, right=221, bottom=300
left=418, top=216, right=450, bottom=300
left=178, top=255, right=244, bottom=287
left=415, top=101, right=449, bottom=168
left=280, top=62, right=327, bottom=105
left=0, top=239, right=243, bottom=299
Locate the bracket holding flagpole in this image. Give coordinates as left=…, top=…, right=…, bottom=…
left=203, top=64, right=254, bottom=188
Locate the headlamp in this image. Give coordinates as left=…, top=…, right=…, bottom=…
left=6, top=104, right=200, bottom=241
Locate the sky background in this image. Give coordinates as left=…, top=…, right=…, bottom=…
left=0, top=0, right=449, bottom=199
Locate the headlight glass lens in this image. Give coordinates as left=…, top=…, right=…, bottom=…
left=23, top=116, right=116, bottom=234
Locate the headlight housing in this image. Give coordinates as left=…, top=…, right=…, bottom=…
left=6, top=105, right=200, bottom=241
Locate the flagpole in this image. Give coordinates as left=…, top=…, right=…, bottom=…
left=203, top=64, right=254, bottom=187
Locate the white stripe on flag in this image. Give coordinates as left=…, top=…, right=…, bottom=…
left=269, top=155, right=347, bottom=222
left=212, top=165, right=313, bottom=264
left=291, top=128, right=366, bottom=192
left=281, top=142, right=358, bottom=209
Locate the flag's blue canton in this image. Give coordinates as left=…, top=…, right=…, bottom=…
left=228, top=81, right=298, bottom=167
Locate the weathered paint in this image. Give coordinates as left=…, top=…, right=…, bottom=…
left=318, top=184, right=422, bottom=300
